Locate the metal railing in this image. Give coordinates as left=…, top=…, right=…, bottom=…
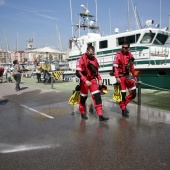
left=96, top=47, right=170, bottom=68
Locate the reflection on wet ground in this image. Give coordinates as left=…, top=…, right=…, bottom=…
left=0, top=84, right=170, bottom=170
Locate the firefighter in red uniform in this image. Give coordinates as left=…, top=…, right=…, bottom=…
left=76, top=45, right=109, bottom=121
left=113, top=42, right=136, bottom=117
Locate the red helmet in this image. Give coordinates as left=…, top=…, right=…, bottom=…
left=99, top=85, right=108, bottom=95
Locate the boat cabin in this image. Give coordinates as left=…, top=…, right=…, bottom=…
left=69, top=28, right=169, bottom=59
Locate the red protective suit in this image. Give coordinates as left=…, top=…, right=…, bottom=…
left=113, top=51, right=136, bottom=111
left=76, top=53, right=103, bottom=116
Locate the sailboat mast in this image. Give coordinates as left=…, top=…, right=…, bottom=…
left=56, top=23, right=62, bottom=51
left=16, top=32, right=18, bottom=53
left=169, top=15, right=170, bottom=32
left=127, top=0, right=130, bottom=31
left=4, top=30, right=9, bottom=63
left=70, top=0, right=74, bottom=37
left=33, top=32, right=35, bottom=49
left=131, top=0, right=139, bottom=29
left=95, top=0, right=98, bottom=23
left=160, top=0, right=162, bottom=28
left=109, top=8, right=111, bottom=35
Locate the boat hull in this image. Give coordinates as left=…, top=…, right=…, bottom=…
left=63, top=66, right=170, bottom=90
left=136, top=68, right=170, bottom=90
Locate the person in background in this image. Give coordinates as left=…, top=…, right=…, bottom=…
left=113, top=41, right=137, bottom=118
left=13, top=60, right=22, bottom=91
left=76, top=45, right=109, bottom=121
left=36, top=63, right=42, bottom=82
left=0, top=67, right=4, bottom=82
left=7, top=70, right=12, bottom=83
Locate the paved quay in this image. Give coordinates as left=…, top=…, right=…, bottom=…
left=0, top=77, right=170, bottom=170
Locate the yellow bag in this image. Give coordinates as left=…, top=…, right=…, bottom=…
left=112, top=84, right=122, bottom=102
left=68, top=91, right=80, bottom=105
left=41, top=64, right=50, bottom=71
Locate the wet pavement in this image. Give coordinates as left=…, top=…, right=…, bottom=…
left=0, top=81, right=170, bottom=170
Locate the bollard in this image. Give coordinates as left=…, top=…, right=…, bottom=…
left=137, top=80, right=142, bottom=105
left=51, top=75, right=54, bottom=89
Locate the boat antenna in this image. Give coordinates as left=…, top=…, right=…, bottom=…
left=70, top=0, right=74, bottom=37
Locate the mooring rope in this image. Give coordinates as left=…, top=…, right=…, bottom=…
left=140, top=82, right=170, bottom=91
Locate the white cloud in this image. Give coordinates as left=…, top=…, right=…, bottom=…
left=5, top=2, right=57, bottom=21
left=0, top=0, right=5, bottom=6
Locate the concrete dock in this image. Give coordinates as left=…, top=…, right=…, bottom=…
left=0, top=78, right=170, bottom=170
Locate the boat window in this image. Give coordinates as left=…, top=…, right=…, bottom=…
left=99, top=40, right=108, bottom=49
left=153, top=33, right=168, bottom=45
left=140, top=33, right=155, bottom=44
left=116, top=34, right=140, bottom=46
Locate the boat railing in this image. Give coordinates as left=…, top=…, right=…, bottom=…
left=96, top=46, right=170, bottom=68
left=96, top=52, right=117, bottom=68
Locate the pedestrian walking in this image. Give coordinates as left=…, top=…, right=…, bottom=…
left=113, top=41, right=137, bottom=117
left=7, top=70, right=12, bottom=83
left=36, top=63, right=42, bottom=82
left=76, top=45, right=109, bottom=121
left=13, top=60, right=22, bottom=91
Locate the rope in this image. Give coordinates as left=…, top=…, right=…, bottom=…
left=140, top=82, right=170, bottom=91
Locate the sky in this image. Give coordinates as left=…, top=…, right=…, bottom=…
left=0, top=0, right=170, bottom=52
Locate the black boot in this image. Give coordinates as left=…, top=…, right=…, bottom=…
left=99, top=115, right=109, bottom=121
left=125, top=109, right=129, bottom=113
left=81, top=114, right=88, bottom=120
left=122, top=110, right=129, bottom=118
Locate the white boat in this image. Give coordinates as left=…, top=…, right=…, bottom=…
left=64, top=4, right=170, bottom=90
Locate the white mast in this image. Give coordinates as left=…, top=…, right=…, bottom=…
left=127, top=0, right=130, bottom=31
left=4, top=30, right=9, bottom=63
left=169, top=15, right=170, bottom=32
left=109, top=8, right=111, bottom=35
left=160, top=0, right=162, bottom=28
left=131, top=0, right=139, bottom=29
left=56, top=22, right=62, bottom=51
left=95, top=0, right=98, bottom=23
left=78, top=14, right=80, bottom=37
left=16, top=32, right=18, bottom=61
left=70, top=0, right=74, bottom=37
left=33, top=32, right=35, bottom=49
